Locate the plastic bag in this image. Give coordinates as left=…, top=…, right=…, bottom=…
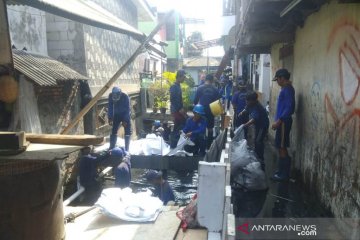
left=230, top=125, right=267, bottom=191
left=233, top=162, right=267, bottom=191
left=176, top=194, right=199, bottom=230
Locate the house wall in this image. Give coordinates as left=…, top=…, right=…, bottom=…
left=269, top=1, right=360, bottom=218
left=46, top=0, right=143, bottom=137
left=258, top=54, right=270, bottom=105
left=7, top=5, right=47, bottom=55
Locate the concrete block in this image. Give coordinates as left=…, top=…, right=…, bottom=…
left=68, top=30, right=77, bottom=40
left=47, top=21, right=68, bottom=31
left=54, top=15, right=67, bottom=22
left=45, top=13, right=55, bottom=22
left=59, top=31, right=68, bottom=40
left=48, top=50, right=61, bottom=59
left=47, top=32, right=60, bottom=41
left=60, top=49, right=74, bottom=56
left=47, top=40, right=61, bottom=50
left=197, top=161, right=226, bottom=232
left=58, top=40, right=73, bottom=50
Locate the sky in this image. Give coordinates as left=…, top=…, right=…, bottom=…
left=147, top=0, right=225, bottom=57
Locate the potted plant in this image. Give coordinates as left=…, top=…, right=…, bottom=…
left=158, top=98, right=168, bottom=114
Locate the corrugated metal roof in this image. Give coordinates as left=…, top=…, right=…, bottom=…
left=12, top=49, right=88, bottom=86
left=10, top=0, right=145, bottom=41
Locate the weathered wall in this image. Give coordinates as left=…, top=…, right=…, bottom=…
left=46, top=0, right=143, bottom=136
left=7, top=5, right=47, bottom=55
left=46, top=14, right=87, bottom=76
left=269, top=1, right=360, bottom=218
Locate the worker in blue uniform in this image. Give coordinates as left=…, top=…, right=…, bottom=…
left=232, top=80, right=249, bottom=129
left=271, top=69, right=295, bottom=181
left=170, top=69, right=187, bottom=148
left=145, top=170, right=175, bottom=205
left=222, top=78, right=233, bottom=111
left=108, top=87, right=131, bottom=151
left=193, top=74, right=221, bottom=149
left=182, top=104, right=207, bottom=156
left=79, top=146, right=104, bottom=190
left=111, top=147, right=131, bottom=188
left=240, top=92, right=269, bottom=169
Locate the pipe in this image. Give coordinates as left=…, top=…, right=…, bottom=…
left=280, top=0, right=302, bottom=17
left=63, top=177, right=85, bottom=206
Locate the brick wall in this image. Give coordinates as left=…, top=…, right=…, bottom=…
left=35, top=81, right=83, bottom=134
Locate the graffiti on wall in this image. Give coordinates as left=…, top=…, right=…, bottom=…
left=305, top=19, right=360, bottom=216
left=326, top=20, right=360, bottom=129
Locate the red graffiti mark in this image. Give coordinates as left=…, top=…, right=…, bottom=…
left=324, top=94, right=340, bottom=126
left=325, top=19, right=360, bottom=133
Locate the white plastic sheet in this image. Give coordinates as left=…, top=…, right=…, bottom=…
left=95, top=188, right=163, bottom=222
left=94, top=134, right=170, bottom=156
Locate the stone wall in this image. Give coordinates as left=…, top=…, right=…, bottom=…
left=269, top=1, right=360, bottom=218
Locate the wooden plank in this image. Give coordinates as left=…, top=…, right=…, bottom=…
left=175, top=229, right=208, bottom=240
left=130, top=155, right=201, bottom=171
left=132, top=210, right=181, bottom=240
left=26, top=134, right=104, bottom=146
left=0, top=143, right=82, bottom=161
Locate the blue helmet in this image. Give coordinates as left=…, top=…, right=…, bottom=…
left=193, top=104, right=205, bottom=115
left=112, top=87, right=121, bottom=93
left=112, top=87, right=121, bottom=101
left=145, top=170, right=162, bottom=181
left=153, top=120, right=161, bottom=128
left=111, top=147, right=125, bottom=157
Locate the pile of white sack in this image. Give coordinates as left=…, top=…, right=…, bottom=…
left=95, top=134, right=194, bottom=157
left=95, top=188, right=164, bottom=222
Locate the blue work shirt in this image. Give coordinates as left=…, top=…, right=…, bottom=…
left=108, top=92, right=130, bottom=120
left=246, top=102, right=270, bottom=130
left=225, top=82, right=232, bottom=99
left=232, top=90, right=247, bottom=114
left=170, top=82, right=183, bottom=113
left=154, top=181, right=175, bottom=205
left=183, top=117, right=207, bottom=141
left=193, top=84, right=221, bottom=115
left=275, top=85, right=295, bottom=121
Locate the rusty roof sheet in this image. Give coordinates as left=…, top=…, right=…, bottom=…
left=12, top=49, right=88, bottom=86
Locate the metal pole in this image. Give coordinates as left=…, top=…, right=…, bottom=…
left=61, top=10, right=174, bottom=134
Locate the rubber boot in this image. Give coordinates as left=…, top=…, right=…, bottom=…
left=109, top=134, right=117, bottom=149
left=272, top=157, right=287, bottom=181
left=125, top=135, right=130, bottom=152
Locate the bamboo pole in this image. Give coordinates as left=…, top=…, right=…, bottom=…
left=61, top=10, right=174, bottom=134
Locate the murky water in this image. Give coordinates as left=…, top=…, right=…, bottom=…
left=131, top=169, right=198, bottom=206
left=69, top=169, right=198, bottom=206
